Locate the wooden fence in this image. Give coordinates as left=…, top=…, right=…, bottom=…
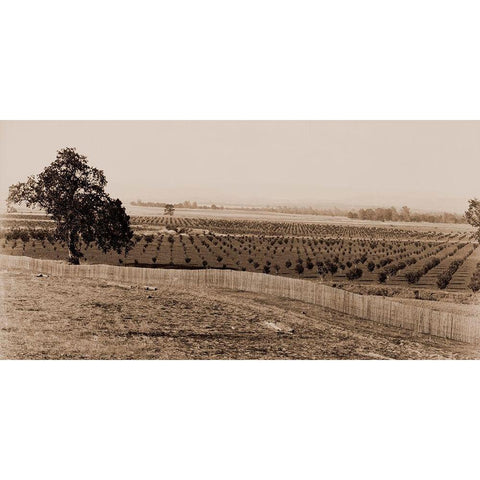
left=2, top=254, right=480, bottom=345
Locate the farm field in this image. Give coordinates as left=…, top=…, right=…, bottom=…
left=127, top=205, right=473, bottom=232
left=1, top=213, right=479, bottom=293
left=2, top=269, right=479, bottom=359
left=3, top=207, right=473, bottom=233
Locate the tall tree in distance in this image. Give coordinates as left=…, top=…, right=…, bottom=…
left=465, top=198, right=480, bottom=241
left=400, top=205, right=411, bottom=221
left=7, top=147, right=133, bottom=264
left=164, top=204, right=175, bottom=216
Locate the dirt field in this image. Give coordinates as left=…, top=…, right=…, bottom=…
left=1, top=270, right=479, bottom=360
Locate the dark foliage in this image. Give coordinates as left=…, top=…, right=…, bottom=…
left=7, top=148, right=133, bottom=264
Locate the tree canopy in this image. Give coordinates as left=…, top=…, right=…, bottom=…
left=465, top=198, right=480, bottom=241
left=7, top=147, right=133, bottom=264
left=164, top=204, right=175, bottom=216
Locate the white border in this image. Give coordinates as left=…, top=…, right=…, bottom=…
left=1, top=361, right=479, bottom=480
left=1, top=0, right=480, bottom=119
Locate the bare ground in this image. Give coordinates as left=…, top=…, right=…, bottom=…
left=1, top=270, right=479, bottom=359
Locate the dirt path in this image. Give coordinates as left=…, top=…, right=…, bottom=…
left=1, top=270, right=479, bottom=359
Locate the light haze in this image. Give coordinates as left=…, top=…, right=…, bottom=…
left=1, top=121, right=478, bottom=213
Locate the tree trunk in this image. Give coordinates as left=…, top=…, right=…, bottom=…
left=68, top=250, right=80, bottom=265
left=68, top=230, right=80, bottom=265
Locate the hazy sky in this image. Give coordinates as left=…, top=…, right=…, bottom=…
left=1, top=121, right=479, bottom=213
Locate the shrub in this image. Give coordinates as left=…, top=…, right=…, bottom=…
left=379, top=257, right=393, bottom=267
left=406, top=257, right=441, bottom=284
left=346, top=267, right=363, bottom=280
left=326, top=262, right=338, bottom=275
left=317, top=265, right=327, bottom=276
left=436, top=273, right=450, bottom=289
left=384, top=261, right=407, bottom=276
left=436, top=259, right=463, bottom=289
left=469, top=271, right=480, bottom=292
left=19, top=230, right=30, bottom=243
left=295, top=263, right=304, bottom=275
left=378, top=272, right=387, bottom=283
left=405, top=271, right=421, bottom=284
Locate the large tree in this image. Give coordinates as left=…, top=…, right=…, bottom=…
left=164, top=203, right=175, bottom=216
left=465, top=198, right=480, bottom=241
left=7, top=147, right=133, bottom=264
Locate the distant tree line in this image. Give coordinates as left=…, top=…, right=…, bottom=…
left=237, top=206, right=350, bottom=216
left=131, top=200, right=224, bottom=210
left=131, top=200, right=465, bottom=224
left=347, top=205, right=465, bottom=224
left=237, top=204, right=465, bottom=224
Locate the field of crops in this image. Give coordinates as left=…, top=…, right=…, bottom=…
left=1, top=213, right=478, bottom=291
left=130, top=215, right=472, bottom=239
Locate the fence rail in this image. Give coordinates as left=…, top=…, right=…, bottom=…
left=2, top=254, right=479, bottom=344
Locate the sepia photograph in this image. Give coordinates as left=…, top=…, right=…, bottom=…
left=2, top=2, right=480, bottom=479
left=1, top=121, right=479, bottom=359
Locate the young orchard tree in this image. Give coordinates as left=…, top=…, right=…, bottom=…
left=295, top=263, right=304, bottom=275
left=7, top=148, right=133, bottom=264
